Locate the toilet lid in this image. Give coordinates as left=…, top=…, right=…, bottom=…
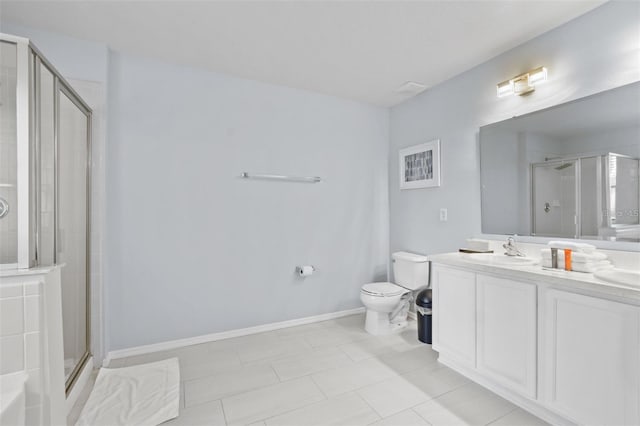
left=361, top=282, right=406, bottom=297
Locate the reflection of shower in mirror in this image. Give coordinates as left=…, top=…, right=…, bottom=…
left=531, top=153, right=640, bottom=241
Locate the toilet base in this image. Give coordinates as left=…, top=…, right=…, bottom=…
left=364, top=310, right=408, bottom=335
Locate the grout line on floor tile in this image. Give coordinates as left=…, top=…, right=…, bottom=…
left=182, top=369, right=276, bottom=410
left=323, top=370, right=403, bottom=400
left=253, top=402, right=311, bottom=426
left=353, top=390, right=384, bottom=422
left=237, top=384, right=329, bottom=425
left=425, top=380, right=472, bottom=402
left=268, top=364, right=285, bottom=383
left=219, top=398, right=230, bottom=426
left=269, top=361, right=285, bottom=382
left=484, top=406, right=519, bottom=425
left=409, top=407, right=434, bottom=426
left=308, top=374, right=330, bottom=399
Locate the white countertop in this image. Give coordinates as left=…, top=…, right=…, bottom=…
left=429, top=252, right=640, bottom=304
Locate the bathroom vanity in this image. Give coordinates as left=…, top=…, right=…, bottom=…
left=430, top=253, right=640, bottom=426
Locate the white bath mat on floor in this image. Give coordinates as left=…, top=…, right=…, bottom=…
left=76, top=358, right=180, bottom=426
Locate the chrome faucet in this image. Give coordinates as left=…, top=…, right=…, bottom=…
left=503, top=235, right=525, bottom=257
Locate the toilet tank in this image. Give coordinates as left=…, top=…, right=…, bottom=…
left=392, top=251, right=429, bottom=290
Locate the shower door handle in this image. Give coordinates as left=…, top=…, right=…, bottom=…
left=0, top=197, right=8, bottom=219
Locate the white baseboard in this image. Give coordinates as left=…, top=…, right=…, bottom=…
left=66, top=356, right=93, bottom=415
left=104, top=307, right=365, bottom=365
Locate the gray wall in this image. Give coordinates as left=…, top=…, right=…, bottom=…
left=106, top=52, right=389, bottom=350
left=1, top=22, right=390, bottom=352
left=388, top=1, right=640, bottom=260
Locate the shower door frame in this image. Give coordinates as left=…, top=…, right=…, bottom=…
left=1, top=33, right=93, bottom=394
left=55, top=80, right=92, bottom=394
left=0, top=34, right=32, bottom=269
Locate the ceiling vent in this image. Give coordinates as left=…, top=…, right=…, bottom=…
left=396, top=81, right=428, bottom=97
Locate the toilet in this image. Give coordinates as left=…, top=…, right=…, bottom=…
left=360, top=251, right=429, bottom=335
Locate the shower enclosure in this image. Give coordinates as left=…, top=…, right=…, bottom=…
left=532, top=153, right=640, bottom=241
left=0, top=33, right=91, bottom=393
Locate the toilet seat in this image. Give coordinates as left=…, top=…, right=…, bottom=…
left=361, top=282, right=406, bottom=297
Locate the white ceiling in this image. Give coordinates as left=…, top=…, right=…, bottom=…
left=0, top=0, right=605, bottom=106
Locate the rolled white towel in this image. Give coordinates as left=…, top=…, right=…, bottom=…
left=548, top=241, right=597, bottom=253
left=541, top=259, right=612, bottom=272
left=572, top=261, right=614, bottom=274
left=540, top=248, right=607, bottom=262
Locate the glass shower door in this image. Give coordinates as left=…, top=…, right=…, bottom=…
left=58, top=87, right=90, bottom=388
left=532, top=160, right=578, bottom=238
left=0, top=41, right=18, bottom=265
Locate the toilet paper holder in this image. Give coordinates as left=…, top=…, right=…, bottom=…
left=296, top=265, right=316, bottom=277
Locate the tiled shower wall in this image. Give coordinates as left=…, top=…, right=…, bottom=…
left=0, top=277, right=44, bottom=425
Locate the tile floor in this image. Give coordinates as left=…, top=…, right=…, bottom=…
left=68, top=314, right=549, bottom=426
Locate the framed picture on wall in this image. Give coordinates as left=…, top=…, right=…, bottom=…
left=399, top=139, right=441, bottom=189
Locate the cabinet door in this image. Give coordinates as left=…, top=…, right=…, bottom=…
left=477, top=275, right=537, bottom=398
left=432, top=265, right=476, bottom=368
left=541, top=289, right=640, bottom=425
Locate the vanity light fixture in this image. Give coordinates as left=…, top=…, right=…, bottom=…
left=497, top=66, right=548, bottom=98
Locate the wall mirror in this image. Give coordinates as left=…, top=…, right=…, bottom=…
left=480, top=81, right=640, bottom=243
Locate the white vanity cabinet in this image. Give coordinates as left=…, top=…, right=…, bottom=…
left=432, top=265, right=476, bottom=368
left=476, top=274, right=537, bottom=399
left=431, top=256, right=640, bottom=425
left=540, top=289, right=640, bottom=425
left=432, top=266, right=537, bottom=397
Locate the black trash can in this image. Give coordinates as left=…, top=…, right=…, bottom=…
left=415, top=289, right=432, bottom=344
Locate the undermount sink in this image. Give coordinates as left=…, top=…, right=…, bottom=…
left=463, top=253, right=538, bottom=267
left=594, top=268, right=640, bottom=288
